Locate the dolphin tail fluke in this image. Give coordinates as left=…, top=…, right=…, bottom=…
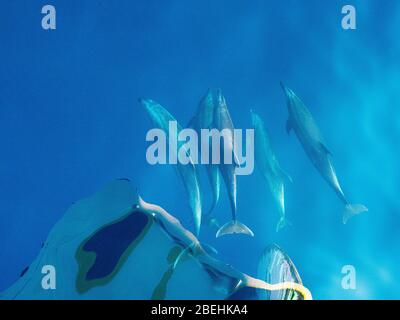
left=206, top=199, right=218, bottom=221
left=276, top=217, right=292, bottom=232
left=343, top=204, right=368, bottom=224
left=203, top=213, right=220, bottom=230
left=215, top=220, right=254, bottom=238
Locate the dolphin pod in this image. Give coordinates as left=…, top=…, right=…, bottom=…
left=141, top=94, right=254, bottom=239
left=141, top=83, right=367, bottom=240
left=280, top=83, right=368, bottom=224
left=189, top=89, right=254, bottom=238
left=140, top=99, right=203, bottom=236
left=251, top=110, right=292, bottom=232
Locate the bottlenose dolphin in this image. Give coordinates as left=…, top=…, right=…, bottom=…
left=188, top=89, right=221, bottom=227
left=213, top=91, right=254, bottom=238
left=251, top=110, right=292, bottom=231
left=140, top=99, right=203, bottom=235
left=280, top=83, right=368, bottom=224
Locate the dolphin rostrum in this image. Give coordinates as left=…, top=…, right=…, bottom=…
left=213, top=91, right=254, bottom=237
left=280, top=83, right=368, bottom=224
left=140, top=98, right=203, bottom=235
left=251, top=110, right=292, bottom=231
left=188, top=89, right=221, bottom=228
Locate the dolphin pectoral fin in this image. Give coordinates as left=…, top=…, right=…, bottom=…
left=286, top=119, right=293, bottom=135
left=343, top=204, right=368, bottom=224
left=216, top=220, right=254, bottom=238
left=319, top=142, right=332, bottom=156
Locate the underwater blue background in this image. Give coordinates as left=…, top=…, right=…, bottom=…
left=0, top=0, right=399, bottom=299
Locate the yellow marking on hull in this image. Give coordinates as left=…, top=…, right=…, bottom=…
left=251, top=278, right=312, bottom=300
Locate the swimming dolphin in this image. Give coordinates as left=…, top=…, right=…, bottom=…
left=213, top=91, right=254, bottom=237
left=251, top=110, right=292, bottom=231
left=140, top=99, right=203, bottom=235
left=188, top=89, right=221, bottom=227
left=280, top=83, right=368, bottom=224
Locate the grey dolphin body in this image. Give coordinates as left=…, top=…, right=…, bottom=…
left=188, top=90, right=221, bottom=229
left=280, top=83, right=368, bottom=224
left=213, top=91, right=254, bottom=238
left=251, top=110, right=292, bottom=232
left=141, top=99, right=203, bottom=235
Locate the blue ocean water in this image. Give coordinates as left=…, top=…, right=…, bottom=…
left=0, top=0, right=399, bottom=299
